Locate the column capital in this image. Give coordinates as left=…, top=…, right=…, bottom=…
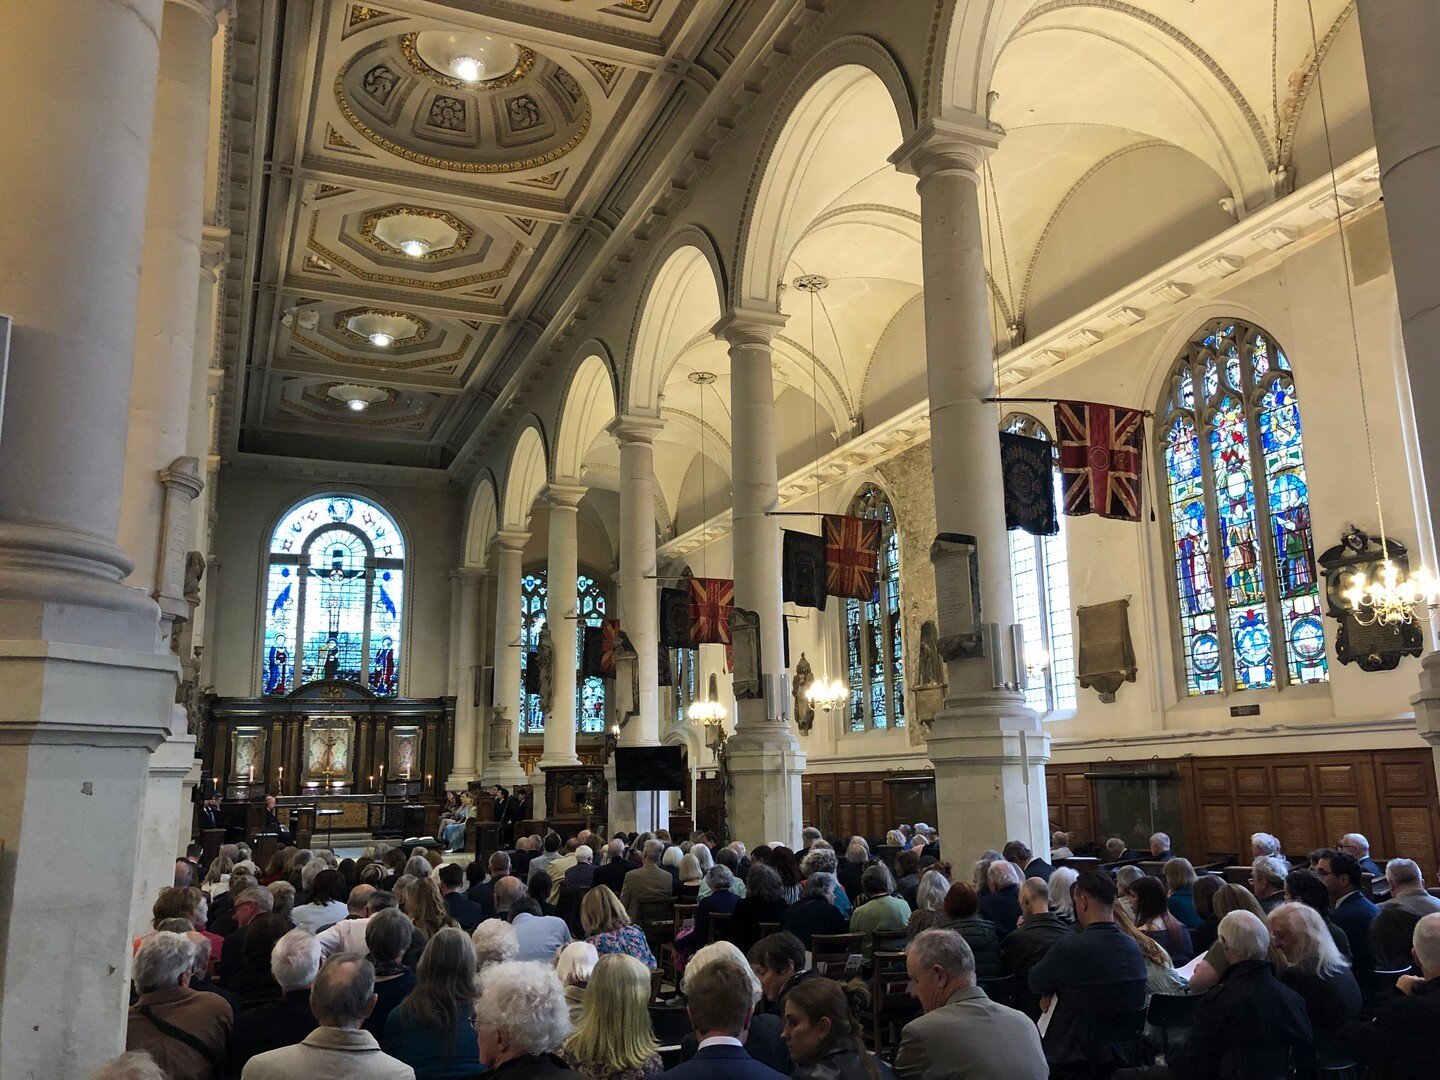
left=890, top=114, right=1003, bottom=180
left=453, top=566, right=487, bottom=583
left=544, top=482, right=588, bottom=509
left=157, top=456, right=205, bottom=500
left=168, top=0, right=230, bottom=34
left=607, top=414, right=666, bottom=445
left=494, top=529, right=529, bottom=553
left=714, top=308, right=789, bottom=348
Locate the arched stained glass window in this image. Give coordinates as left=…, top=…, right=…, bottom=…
left=261, top=494, right=405, bottom=696
left=519, top=570, right=548, bottom=733
left=576, top=574, right=607, bottom=734
left=845, top=484, right=904, bottom=732
left=1160, top=320, right=1327, bottom=696
left=672, top=647, right=698, bottom=727
left=1003, top=415, right=1077, bottom=713
left=518, top=568, right=608, bottom=733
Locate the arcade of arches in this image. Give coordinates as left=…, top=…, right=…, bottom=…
left=7, top=0, right=1440, bottom=1072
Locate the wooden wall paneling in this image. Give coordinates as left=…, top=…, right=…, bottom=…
left=1372, top=750, right=1440, bottom=876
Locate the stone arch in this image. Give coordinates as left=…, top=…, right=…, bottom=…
left=925, top=0, right=1035, bottom=120
left=624, top=227, right=729, bottom=417
left=736, top=37, right=917, bottom=313
left=501, top=419, right=550, bottom=531
left=555, top=344, right=619, bottom=484
left=463, top=472, right=499, bottom=569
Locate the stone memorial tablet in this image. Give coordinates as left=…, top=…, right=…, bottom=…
left=930, top=532, right=984, bottom=660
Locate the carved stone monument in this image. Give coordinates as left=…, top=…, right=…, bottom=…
left=791, top=653, right=815, bottom=734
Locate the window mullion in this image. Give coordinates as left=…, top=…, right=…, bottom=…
left=1034, top=533, right=1054, bottom=712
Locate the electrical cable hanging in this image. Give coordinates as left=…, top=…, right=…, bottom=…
left=1300, top=0, right=1438, bottom=624
left=794, top=276, right=847, bottom=712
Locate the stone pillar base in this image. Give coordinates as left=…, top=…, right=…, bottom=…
left=926, top=690, right=1051, bottom=863
left=482, top=762, right=528, bottom=789
left=447, top=770, right=479, bottom=791
left=725, top=727, right=806, bottom=849
left=131, top=711, right=199, bottom=937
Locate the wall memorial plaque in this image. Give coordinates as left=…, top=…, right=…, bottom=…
left=729, top=607, right=762, bottom=700
left=930, top=533, right=984, bottom=660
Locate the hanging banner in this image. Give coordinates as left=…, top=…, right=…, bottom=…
left=822, top=514, right=881, bottom=602
left=1000, top=430, right=1059, bottom=537
left=688, top=577, right=735, bottom=645
left=783, top=529, right=828, bottom=610
left=1056, top=400, right=1145, bottom=522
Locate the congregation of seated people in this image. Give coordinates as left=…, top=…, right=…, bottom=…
left=106, top=821, right=1440, bottom=1080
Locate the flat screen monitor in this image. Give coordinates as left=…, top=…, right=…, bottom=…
left=613, top=745, right=689, bottom=792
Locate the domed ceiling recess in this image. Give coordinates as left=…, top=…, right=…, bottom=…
left=336, top=30, right=591, bottom=172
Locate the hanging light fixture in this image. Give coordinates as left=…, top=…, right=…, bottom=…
left=791, top=274, right=849, bottom=713
left=686, top=370, right=730, bottom=729
left=1298, top=1, right=1439, bottom=626
left=398, top=237, right=431, bottom=258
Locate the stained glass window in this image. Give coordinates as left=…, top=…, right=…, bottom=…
left=1160, top=321, right=1326, bottom=696
left=261, top=494, right=405, bottom=696
left=844, top=485, right=905, bottom=732
left=519, top=567, right=608, bottom=733
left=519, top=570, right=548, bottom=734
left=1003, top=415, right=1077, bottom=713
left=672, top=647, right=698, bottom=727
left=576, top=574, right=607, bottom=734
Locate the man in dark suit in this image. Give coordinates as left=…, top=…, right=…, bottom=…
left=438, top=863, right=487, bottom=931
left=1114, top=911, right=1312, bottom=1080
left=1001, top=878, right=1072, bottom=1018
left=200, top=794, right=224, bottom=832
left=492, top=786, right=520, bottom=847
left=261, top=794, right=292, bottom=845
left=1003, top=840, right=1054, bottom=883
left=563, top=845, right=596, bottom=891
left=508, top=836, right=535, bottom=878
left=1148, top=832, right=1174, bottom=861
left=1339, top=911, right=1440, bottom=1076
left=592, top=838, right=633, bottom=896
left=466, top=851, right=511, bottom=918
left=1027, top=870, right=1148, bottom=1070
left=1319, top=848, right=1379, bottom=984
left=225, top=927, right=321, bottom=1077
left=219, top=885, right=273, bottom=986
left=666, top=959, right=787, bottom=1080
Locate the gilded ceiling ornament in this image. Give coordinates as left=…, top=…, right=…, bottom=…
left=614, top=0, right=654, bottom=11
left=280, top=396, right=433, bottom=427
left=398, top=32, right=534, bottom=91
left=291, top=328, right=477, bottom=372
left=347, top=5, right=391, bottom=29
left=332, top=307, right=433, bottom=346
left=325, top=125, right=362, bottom=150
left=307, top=214, right=520, bottom=290
left=357, top=206, right=473, bottom=259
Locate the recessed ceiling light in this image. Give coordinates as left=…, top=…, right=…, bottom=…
left=399, top=237, right=431, bottom=258
left=347, top=398, right=369, bottom=412
left=368, top=332, right=394, bottom=348
left=451, top=55, right=484, bottom=82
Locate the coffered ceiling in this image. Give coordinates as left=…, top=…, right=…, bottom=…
left=223, top=0, right=729, bottom=468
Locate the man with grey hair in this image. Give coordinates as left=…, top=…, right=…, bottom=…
left=1338, top=911, right=1440, bottom=1073
left=1149, top=832, right=1174, bottom=861
left=126, top=932, right=232, bottom=1079
left=592, top=837, right=632, bottom=896
left=563, top=844, right=596, bottom=890
left=1250, top=854, right=1290, bottom=914
left=800, top=826, right=822, bottom=851
left=1336, top=832, right=1382, bottom=877
left=895, top=929, right=1046, bottom=1079
left=1382, top=857, right=1440, bottom=917
left=241, top=954, right=413, bottom=1079
left=1117, top=911, right=1311, bottom=1079
left=227, top=928, right=322, bottom=1074
left=619, top=836, right=674, bottom=920
left=219, top=885, right=275, bottom=985
left=1250, top=831, right=1284, bottom=859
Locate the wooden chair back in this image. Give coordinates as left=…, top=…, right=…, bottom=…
left=869, top=950, right=919, bottom=1059
left=812, top=932, right=863, bottom=978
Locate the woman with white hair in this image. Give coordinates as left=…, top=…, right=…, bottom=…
left=472, top=918, right=520, bottom=971
left=556, top=941, right=600, bottom=1026
left=677, top=853, right=704, bottom=903
left=1048, top=866, right=1078, bottom=925
left=472, top=960, right=573, bottom=1076
left=781, top=871, right=849, bottom=949
left=799, top=846, right=852, bottom=919
left=677, top=942, right=790, bottom=1073
left=906, top=865, right=953, bottom=940
left=1251, top=832, right=1284, bottom=859
left=1268, top=901, right=1361, bottom=1036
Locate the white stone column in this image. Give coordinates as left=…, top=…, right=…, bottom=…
left=449, top=568, right=484, bottom=787
left=540, top=485, right=585, bottom=768
left=1357, top=4, right=1440, bottom=777
left=715, top=311, right=805, bottom=848
left=485, top=530, right=529, bottom=788
left=892, top=117, right=1050, bottom=862
left=0, top=1, right=182, bottom=1076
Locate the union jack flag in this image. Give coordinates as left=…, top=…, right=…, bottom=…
left=823, top=514, right=881, bottom=601
left=687, top=577, right=734, bottom=645
left=1055, top=400, right=1145, bottom=522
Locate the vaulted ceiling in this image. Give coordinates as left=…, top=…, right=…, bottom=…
left=220, top=0, right=731, bottom=468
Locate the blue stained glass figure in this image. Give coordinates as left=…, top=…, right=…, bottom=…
left=1160, top=321, right=1326, bottom=696
left=576, top=574, right=607, bottom=733
left=262, top=494, right=405, bottom=696
left=519, top=571, right=547, bottom=733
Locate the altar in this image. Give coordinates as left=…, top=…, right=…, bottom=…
left=202, top=681, right=455, bottom=829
